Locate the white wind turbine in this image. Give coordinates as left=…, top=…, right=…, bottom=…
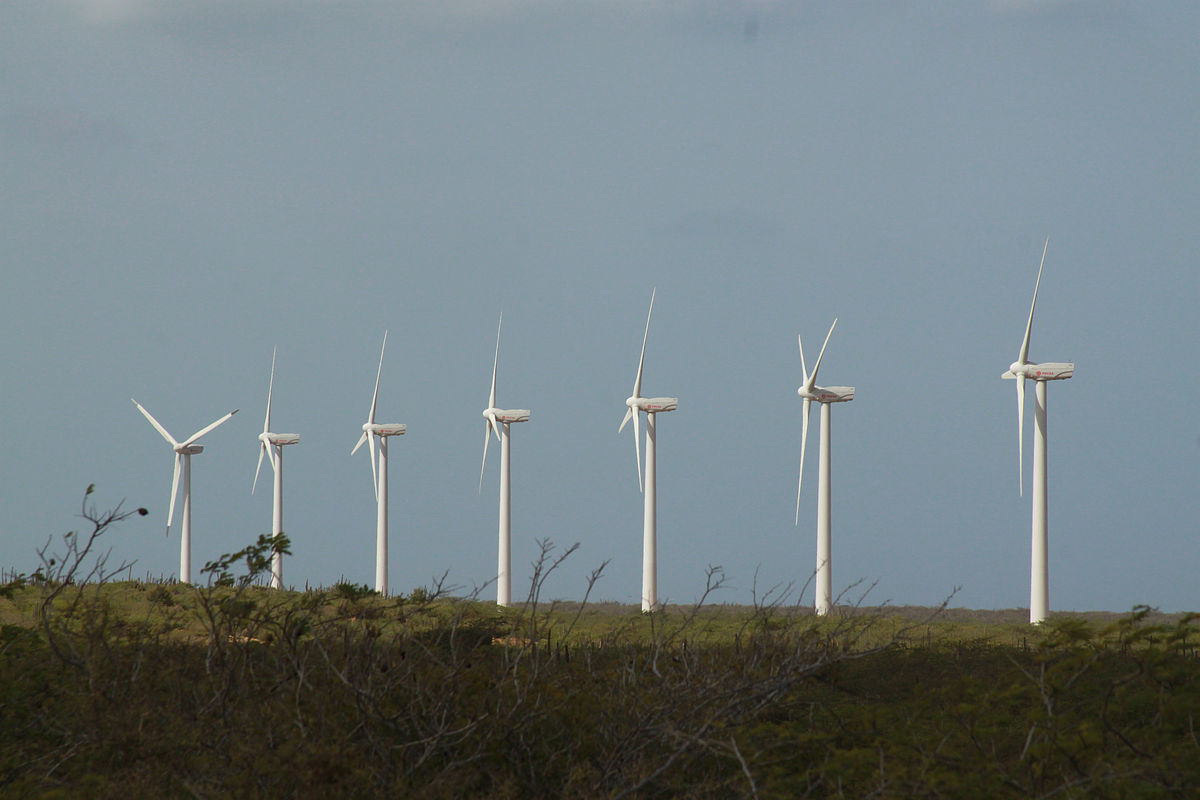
left=794, top=318, right=855, bottom=616
left=478, top=313, right=530, bottom=607
left=351, top=331, right=406, bottom=595
left=619, top=289, right=678, bottom=612
left=132, top=399, right=238, bottom=584
left=253, top=347, right=300, bottom=591
left=1001, top=239, right=1074, bottom=624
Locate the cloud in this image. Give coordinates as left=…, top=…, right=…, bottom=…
left=60, top=0, right=578, bottom=24
left=60, top=0, right=794, bottom=28
left=986, top=0, right=1083, bottom=14
left=64, top=0, right=159, bottom=24
left=1, top=106, right=134, bottom=148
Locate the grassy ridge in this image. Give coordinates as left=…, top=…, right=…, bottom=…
left=4, top=579, right=1200, bottom=797
left=2, top=492, right=1199, bottom=797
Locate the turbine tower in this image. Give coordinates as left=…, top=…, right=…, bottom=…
left=795, top=319, right=855, bottom=616
left=253, top=347, right=300, bottom=590
left=132, top=399, right=238, bottom=584
left=1001, top=239, right=1074, bottom=624
left=352, top=331, right=406, bottom=595
left=478, top=313, right=530, bottom=607
left=619, top=289, right=678, bottom=612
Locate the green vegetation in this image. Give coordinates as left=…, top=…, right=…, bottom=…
left=2, top=489, right=1199, bottom=797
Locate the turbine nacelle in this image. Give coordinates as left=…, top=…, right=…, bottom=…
left=260, top=432, right=301, bottom=446
left=1002, top=362, right=1074, bottom=381
left=173, top=444, right=204, bottom=455
left=628, top=396, right=678, bottom=414
left=484, top=408, right=531, bottom=424
left=364, top=422, right=406, bottom=437
left=798, top=385, right=855, bottom=404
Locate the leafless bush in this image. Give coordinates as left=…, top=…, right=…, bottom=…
left=35, top=485, right=145, bottom=673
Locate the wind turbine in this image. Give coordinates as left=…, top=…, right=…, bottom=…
left=132, top=399, right=238, bottom=584
left=478, top=313, right=530, bottom=607
left=351, top=331, right=406, bottom=595
left=794, top=318, right=855, bottom=616
left=619, top=288, right=678, bottom=612
left=1001, top=239, right=1074, bottom=624
left=253, top=347, right=299, bottom=591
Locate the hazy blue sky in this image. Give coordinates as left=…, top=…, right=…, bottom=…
left=3, top=0, right=1197, bottom=612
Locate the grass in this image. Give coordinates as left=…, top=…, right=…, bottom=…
left=2, top=489, right=1198, bottom=797
left=4, top=574, right=1200, bottom=797
left=0, top=578, right=1112, bottom=652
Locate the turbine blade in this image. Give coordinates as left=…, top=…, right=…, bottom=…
left=351, top=431, right=367, bottom=455
left=369, top=331, right=387, bottom=425
left=619, top=407, right=633, bottom=433
left=489, top=314, right=501, bottom=410
left=478, top=420, right=491, bottom=494
left=132, top=399, right=178, bottom=447
left=633, top=288, right=654, bottom=399
left=253, top=443, right=266, bottom=495
left=368, top=432, right=378, bottom=502
left=633, top=409, right=643, bottom=492
left=1017, top=239, right=1048, bottom=366
left=167, top=453, right=181, bottom=532
left=1016, top=376, right=1025, bottom=497
left=182, top=409, right=238, bottom=447
left=263, top=346, right=276, bottom=434
left=807, top=318, right=838, bottom=390
left=796, top=398, right=811, bottom=525
left=798, top=334, right=809, bottom=384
